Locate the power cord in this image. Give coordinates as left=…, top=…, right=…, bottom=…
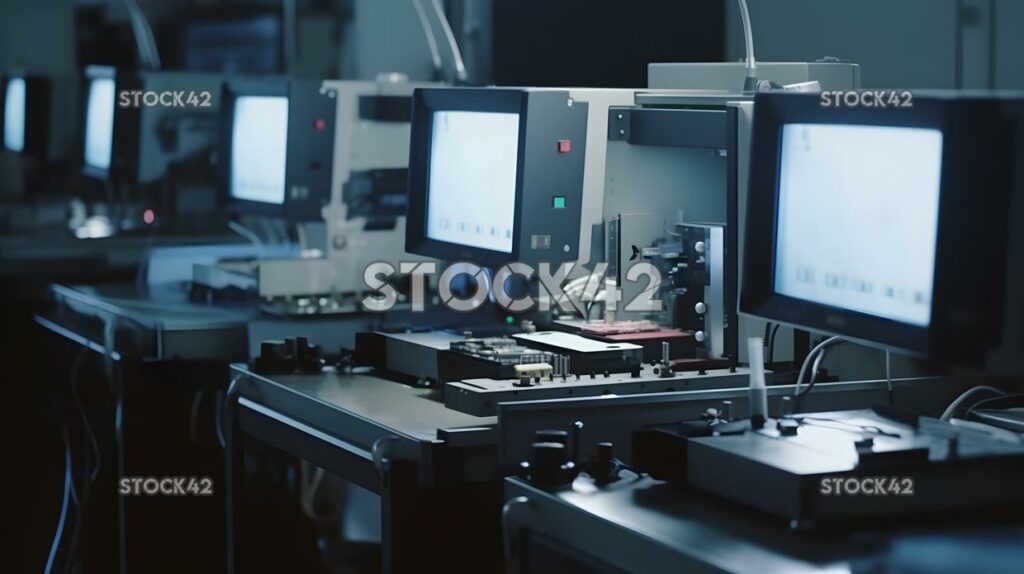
left=940, top=385, right=1007, bottom=421
left=44, top=425, right=73, bottom=574
left=793, top=336, right=844, bottom=397
left=963, top=393, right=1024, bottom=421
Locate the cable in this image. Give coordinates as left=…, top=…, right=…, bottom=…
left=228, top=220, right=265, bottom=251
left=70, top=348, right=101, bottom=482
left=67, top=443, right=90, bottom=574
left=429, top=0, right=468, bottom=84
left=411, top=0, right=444, bottom=78
left=123, top=0, right=161, bottom=69
left=736, top=0, right=758, bottom=91
left=940, top=385, right=1006, bottom=421
left=793, top=336, right=843, bottom=397
left=794, top=416, right=902, bottom=439
left=767, top=323, right=780, bottom=364
left=301, top=466, right=328, bottom=521
left=45, top=427, right=73, bottom=574
left=803, top=340, right=844, bottom=396
left=963, top=393, right=1024, bottom=421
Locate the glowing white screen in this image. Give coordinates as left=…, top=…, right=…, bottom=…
left=774, top=123, right=943, bottom=327
left=4, top=78, right=26, bottom=152
left=84, top=77, right=115, bottom=170
left=427, top=110, right=519, bottom=253
left=230, top=95, right=289, bottom=204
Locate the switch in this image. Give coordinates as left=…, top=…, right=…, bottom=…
left=557, top=139, right=571, bottom=153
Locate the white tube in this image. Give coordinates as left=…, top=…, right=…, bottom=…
left=747, top=336, right=768, bottom=423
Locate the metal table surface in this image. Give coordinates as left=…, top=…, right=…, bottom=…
left=39, top=282, right=254, bottom=361
left=228, top=365, right=498, bottom=487
left=0, top=231, right=241, bottom=268
left=503, top=476, right=1024, bottom=574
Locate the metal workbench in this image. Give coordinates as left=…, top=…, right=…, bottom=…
left=34, top=283, right=256, bottom=573
left=224, top=365, right=503, bottom=573
left=503, top=475, right=1024, bottom=574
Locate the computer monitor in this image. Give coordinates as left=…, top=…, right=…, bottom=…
left=2, top=73, right=51, bottom=157
left=741, top=92, right=1015, bottom=363
left=3, top=77, right=25, bottom=152
left=81, top=67, right=223, bottom=186
left=81, top=66, right=122, bottom=178
left=219, top=78, right=334, bottom=220
left=405, top=88, right=588, bottom=267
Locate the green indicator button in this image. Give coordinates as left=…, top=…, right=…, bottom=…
left=552, top=196, right=566, bottom=209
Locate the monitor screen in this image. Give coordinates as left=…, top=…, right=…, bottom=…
left=84, top=77, right=116, bottom=171
left=426, top=110, right=519, bottom=253
left=3, top=77, right=26, bottom=152
left=773, top=123, right=944, bottom=327
left=229, top=95, right=288, bottom=204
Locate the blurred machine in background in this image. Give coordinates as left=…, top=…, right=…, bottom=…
left=75, top=65, right=225, bottom=237
left=193, top=75, right=440, bottom=315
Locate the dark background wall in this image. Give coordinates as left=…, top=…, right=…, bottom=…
left=492, top=0, right=724, bottom=88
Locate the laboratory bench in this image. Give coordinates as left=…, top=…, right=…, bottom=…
left=502, top=475, right=1024, bottom=574
left=222, top=360, right=1001, bottom=574
left=32, top=282, right=255, bottom=573
left=224, top=364, right=505, bottom=573
left=31, top=281, right=413, bottom=572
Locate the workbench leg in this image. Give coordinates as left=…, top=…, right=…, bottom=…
left=223, top=377, right=241, bottom=574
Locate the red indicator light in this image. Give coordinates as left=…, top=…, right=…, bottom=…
left=143, top=209, right=155, bottom=225
left=557, top=140, right=571, bottom=153
left=314, top=118, right=327, bottom=130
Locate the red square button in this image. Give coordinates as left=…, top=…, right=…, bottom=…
left=557, top=139, right=571, bottom=153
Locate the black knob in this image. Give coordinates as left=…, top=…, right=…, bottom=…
left=532, top=442, right=566, bottom=468
left=261, top=340, right=289, bottom=359
left=254, top=340, right=296, bottom=375
left=294, top=337, right=325, bottom=373
left=535, top=430, right=569, bottom=445
left=530, top=442, right=575, bottom=486
left=589, top=441, right=618, bottom=484
left=777, top=419, right=799, bottom=436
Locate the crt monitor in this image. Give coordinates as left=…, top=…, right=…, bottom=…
left=219, top=78, right=334, bottom=220
left=741, top=92, right=1015, bottom=363
left=81, top=66, right=121, bottom=178
left=220, top=78, right=288, bottom=217
left=2, top=72, right=51, bottom=157
left=405, top=88, right=588, bottom=268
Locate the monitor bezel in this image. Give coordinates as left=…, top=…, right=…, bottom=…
left=741, top=93, right=1013, bottom=362
left=218, top=78, right=290, bottom=218
left=405, top=88, right=527, bottom=267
